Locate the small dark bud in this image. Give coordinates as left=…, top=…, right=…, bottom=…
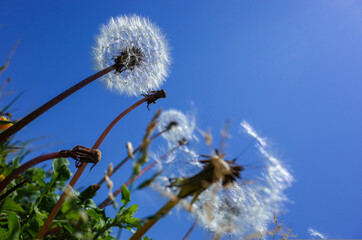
left=166, top=121, right=178, bottom=131
left=178, top=137, right=188, bottom=146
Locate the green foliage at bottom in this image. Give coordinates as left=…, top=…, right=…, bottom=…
left=0, top=144, right=148, bottom=239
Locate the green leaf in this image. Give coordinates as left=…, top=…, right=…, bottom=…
left=7, top=157, right=20, bottom=175
left=0, top=228, right=7, bottom=239
left=33, top=205, right=46, bottom=227
left=84, top=199, right=97, bottom=209
left=6, top=211, right=20, bottom=240
left=27, top=217, right=39, bottom=237
left=52, top=158, right=71, bottom=181
left=52, top=158, right=69, bottom=172
left=121, top=185, right=131, bottom=205
left=62, top=223, right=74, bottom=234
left=125, top=204, right=138, bottom=217
left=28, top=167, right=46, bottom=187
left=38, top=195, right=56, bottom=212
left=0, top=197, right=24, bottom=212
left=56, top=165, right=71, bottom=181
left=78, top=184, right=100, bottom=203
left=86, top=208, right=107, bottom=227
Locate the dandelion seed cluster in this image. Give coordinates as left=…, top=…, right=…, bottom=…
left=157, top=109, right=196, bottom=148
left=153, top=121, right=294, bottom=238
left=93, top=15, right=170, bottom=96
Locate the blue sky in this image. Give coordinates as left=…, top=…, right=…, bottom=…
left=1, top=0, right=361, bottom=239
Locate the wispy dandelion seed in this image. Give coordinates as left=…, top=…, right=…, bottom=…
left=152, top=121, right=294, bottom=238
left=93, top=15, right=170, bottom=96
left=308, top=227, right=327, bottom=239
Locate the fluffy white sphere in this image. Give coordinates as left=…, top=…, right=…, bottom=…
left=157, top=109, right=196, bottom=148
left=93, top=15, right=170, bottom=96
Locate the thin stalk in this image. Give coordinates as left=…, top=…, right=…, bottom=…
left=129, top=198, right=181, bottom=240
left=0, top=65, right=116, bottom=144
left=0, top=179, right=27, bottom=202
left=183, top=218, right=198, bottom=240
left=97, top=130, right=167, bottom=186
left=36, top=92, right=165, bottom=239
left=99, top=144, right=179, bottom=209
left=0, top=152, right=61, bottom=193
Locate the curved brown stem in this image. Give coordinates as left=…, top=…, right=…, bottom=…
left=97, top=130, right=166, bottom=186
left=0, top=65, right=116, bottom=144
left=99, top=144, right=179, bottom=209
left=0, top=152, right=61, bottom=193
left=183, top=218, right=198, bottom=240
left=36, top=91, right=166, bottom=239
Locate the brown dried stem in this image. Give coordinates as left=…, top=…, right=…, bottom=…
left=36, top=90, right=166, bottom=239
left=0, top=65, right=116, bottom=144
left=98, top=143, right=181, bottom=209
left=183, top=218, right=198, bottom=240
left=97, top=129, right=167, bottom=186
left=0, top=152, right=61, bottom=193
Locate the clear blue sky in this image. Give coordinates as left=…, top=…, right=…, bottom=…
left=1, top=0, right=361, bottom=239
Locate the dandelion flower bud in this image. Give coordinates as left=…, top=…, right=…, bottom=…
left=93, top=15, right=170, bottom=96
left=157, top=109, right=195, bottom=148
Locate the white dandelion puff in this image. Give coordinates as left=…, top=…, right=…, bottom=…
left=93, top=15, right=170, bottom=96
left=308, top=227, right=327, bottom=239
left=153, top=121, right=293, bottom=238
left=157, top=109, right=196, bottom=148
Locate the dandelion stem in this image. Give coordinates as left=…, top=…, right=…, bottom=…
left=36, top=90, right=166, bottom=239
left=182, top=218, right=198, bottom=240
left=0, top=179, right=27, bottom=202
left=129, top=198, right=181, bottom=240
left=0, top=152, right=61, bottom=193
left=0, top=65, right=116, bottom=144
left=99, top=144, right=179, bottom=209
left=97, top=129, right=167, bottom=186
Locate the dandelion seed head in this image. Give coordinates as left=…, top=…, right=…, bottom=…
left=93, top=15, right=170, bottom=96
left=153, top=121, right=293, bottom=238
left=157, top=109, right=196, bottom=148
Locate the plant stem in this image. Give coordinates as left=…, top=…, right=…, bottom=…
left=182, top=218, right=198, bottom=240
left=0, top=65, right=116, bottom=144
left=0, top=179, right=27, bottom=202
left=36, top=92, right=165, bottom=239
left=99, top=144, right=179, bottom=209
left=129, top=198, right=181, bottom=240
left=97, top=130, right=166, bottom=186
left=0, top=152, right=61, bottom=193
